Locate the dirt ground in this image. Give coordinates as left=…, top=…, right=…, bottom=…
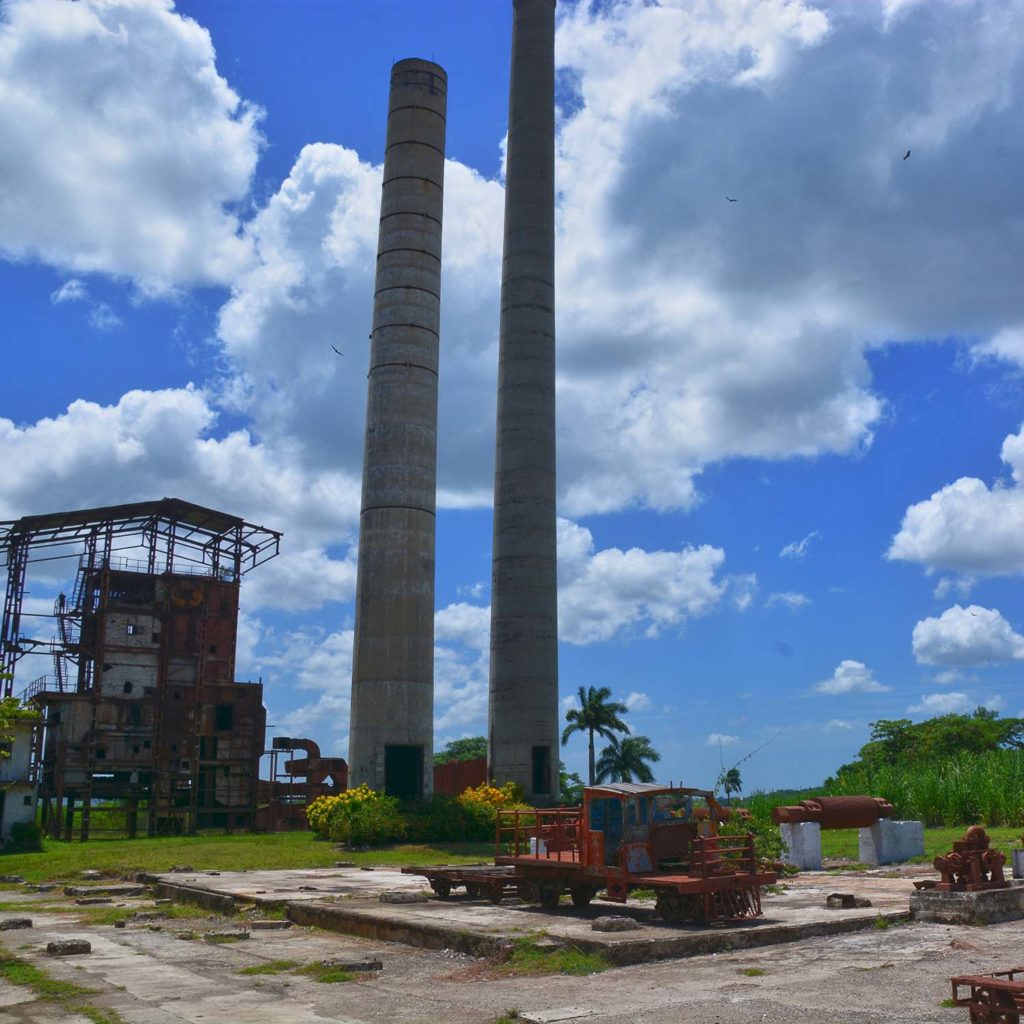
left=0, top=870, right=1017, bottom=1024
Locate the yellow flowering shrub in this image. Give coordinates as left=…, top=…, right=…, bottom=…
left=306, top=784, right=406, bottom=846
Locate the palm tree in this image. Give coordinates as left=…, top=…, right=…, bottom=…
left=561, top=685, right=630, bottom=785
left=595, top=735, right=661, bottom=784
left=718, top=766, right=742, bottom=803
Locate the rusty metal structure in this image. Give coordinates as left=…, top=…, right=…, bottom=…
left=256, top=737, right=348, bottom=831
left=405, top=782, right=775, bottom=925
left=0, top=498, right=280, bottom=839
left=920, top=826, right=1008, bottom=893
left=771, top=796, right=894, bottom=829
left=951, top=966, right=1024, bottom=1022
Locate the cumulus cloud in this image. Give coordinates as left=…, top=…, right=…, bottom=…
left=0, top=387, right=361, bottom=612
left=765, top=591, right=811, bottom=610
left=779, top=532, right=820, bottom=560
left=907, top=692, right=1004, bottom=716
left=625, top=691, right=652, bottom=712
left=0, top=0, right=261, bottom=293
left=557, top=519, right=727, bottom=644
left=814, top=659, right=890, bottom=695
left=913, top=605, right=1024, bottom=667
left=889, top=425, right=1024, bottom=576
left=705, top=733, right=739, bottom=747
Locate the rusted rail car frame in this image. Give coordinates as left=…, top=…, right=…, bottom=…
left=404, top=783, right=774, bottom=925
left=951, top=967, right=1024, bottom=1022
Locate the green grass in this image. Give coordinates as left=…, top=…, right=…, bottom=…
left=84, top=903, right=208, bottom=926
left=0, top=833, right=493, bottom=883
left=79, top=1008, right=127, bottom=1024
left=296, top=963, right=356, bottom=984
left=490, top=1013, right=521, bottom=1024
left=503, top=937, right=609, bottom=977
left=237, top=960, right=303, bottom=976
left=741, top=967, right=766, bottom=977
left=820, top=826, right=1020, bottom=862
left=939, top=998, right=957, bottom=1008
left=0, top=953, right=94, bottom=1000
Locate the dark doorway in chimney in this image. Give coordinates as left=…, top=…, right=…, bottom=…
left=385, top=745, right=422, bottom=799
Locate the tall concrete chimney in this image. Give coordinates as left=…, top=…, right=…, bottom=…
left=349, top=59, right=447, bottom=798
left=488, top=0, right=559, bottom=804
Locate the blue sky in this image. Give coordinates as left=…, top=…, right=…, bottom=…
left=2, top=0, right=1024, bottom=792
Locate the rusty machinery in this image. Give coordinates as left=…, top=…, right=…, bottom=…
left=0, top=498, right=280, bottom=839
left=404, top=782, right=775, bottom=925
left=950, top=966, right=1024, bottom=1022
left=916, top=825, right=1008, bottom=893
left=257, top=737, right=348, bottom=831
left=771, top=795, right=895, bottom=829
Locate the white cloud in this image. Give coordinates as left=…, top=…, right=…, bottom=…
left=890, top=425, right=1024, bottom=576
left=0, top=388, right=361, bottom=614
left=913, top=604, right=1024, bottom=667
left=908, top=692, right=974, bottom=715
left=50, top=279, right=86, bottom=304
left=825, top=719, right=854, bottom=732
left=557, top=518, right=727, bottom=644
left=933, top=669, right=978, bottom=686
left=625, top=691, right=652, bottom=712
left=765, top=591, right=811, bottom=610
left=705, top=733, right=739, bottom=747
left=779, top=532, right=820, bottom=560
left=729, top=573, right=758, bottom=611
left=814, top=659, right=890, bottom=695
left=88, top=302, right=122, bottom=331
left=0, top=0, right=261, bottom=293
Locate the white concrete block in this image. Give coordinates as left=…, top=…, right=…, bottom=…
left=780, top=822, right=822, bottom=871
left=1012, top=847, right=1024, bottom=880
left=858, top=820, right=924, bottom=865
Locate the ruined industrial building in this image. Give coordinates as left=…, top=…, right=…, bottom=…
left=0, top=498, right=280, bottom=839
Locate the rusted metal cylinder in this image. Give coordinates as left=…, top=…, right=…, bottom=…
left=771, top=796, right=894, bottom=828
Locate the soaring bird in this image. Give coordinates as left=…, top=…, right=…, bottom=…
left=331, top=344, right=344, bottom=356
left=725, top=196, right=738, bottom=203
left=903, top=150, right=911, bottom=160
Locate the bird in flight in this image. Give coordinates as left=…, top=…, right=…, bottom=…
left=725, top=196, right=738, bottom=203
left=331, top=344, right=344, bottom=356
left=903, top=150, right=911, bottom=160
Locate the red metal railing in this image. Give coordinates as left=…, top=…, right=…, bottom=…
left=691, top=833, right=758, bottom=878
left=496, top=807, right=582, bottom=862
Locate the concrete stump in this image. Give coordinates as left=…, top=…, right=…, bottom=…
left=858, top=820, right=925, bottom=865
left=780, top=822, right=822, bottom=870
left=47, top=939, right=91, bottom=956
left=0, top=918, right=32, bottom=930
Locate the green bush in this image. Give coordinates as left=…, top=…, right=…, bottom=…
left=403, top=795, right=491, bottom=843
left=306, top=786, right=406, bottom=846
left=5, top=821, right=42, bottom=854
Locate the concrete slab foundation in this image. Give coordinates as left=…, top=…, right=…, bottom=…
left=147, top=866, right=915, bottom=967
left=910, top=884, right=1024, bottom=925
left=780, top=822, right=822, bottom=870
left=859, top=820, right=925, bottom=865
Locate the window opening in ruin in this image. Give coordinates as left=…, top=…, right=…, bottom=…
left=95, top=748, right=107, bottom=759
left=215, top=704, right=234, bottom=731
left=123, top=681, right=133, bottom=694
left=385, top=745, right=423, bottom=799
left=531, top=744, right=551, bottom=795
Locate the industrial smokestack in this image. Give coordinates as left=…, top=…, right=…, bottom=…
left=488, top=0, right=559, bottom=804
left=349, top=59, right=447, bottom=799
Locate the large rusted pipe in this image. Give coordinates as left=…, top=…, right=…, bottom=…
left=771, top=796, right=894, bottom=829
